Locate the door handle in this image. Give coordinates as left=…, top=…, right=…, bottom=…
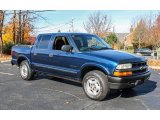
left=33, top=53, right=37, bottom=56
left=49, top=53, right=53, bottom=57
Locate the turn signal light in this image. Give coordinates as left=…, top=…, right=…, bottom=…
left=114, top=71, right=132, bottom=77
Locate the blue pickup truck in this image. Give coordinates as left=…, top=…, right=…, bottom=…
left=11, top=33, right=151, bottom=101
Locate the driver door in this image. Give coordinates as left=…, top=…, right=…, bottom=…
left=48, top=35, right=79, bottom=79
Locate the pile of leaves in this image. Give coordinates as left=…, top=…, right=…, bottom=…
left=0, top=54, right=11, bottom=62
left=147, top=59, right=160, bottom=66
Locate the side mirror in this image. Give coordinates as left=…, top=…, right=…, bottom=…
left=61, top=45, right=73, bottom=52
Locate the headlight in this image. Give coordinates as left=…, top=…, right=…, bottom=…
left=116, top=63, right=132, bottom=70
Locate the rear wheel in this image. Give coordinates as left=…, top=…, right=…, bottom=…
left=19, top=60, right=34, bottom=80
left=82, top=70, right=110, bottom=101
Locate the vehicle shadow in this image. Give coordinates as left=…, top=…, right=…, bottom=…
left=120, top=80, right=157, bottom=98
left=33, top=73, right=157, bottom=100
left=48, top=77, right=157, bottom=100
left=33, top=73, right=82, bottom=87
left=49, top=76, right=82, bottom=87
left=106, top=79, right=157, bottom=100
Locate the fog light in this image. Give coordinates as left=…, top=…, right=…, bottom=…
left=114, top=71, right=132, bottom=77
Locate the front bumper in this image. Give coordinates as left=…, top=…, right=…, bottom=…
left=108, top=71, right=151, bottom=89
left=11, top=59, right=17, bottom=66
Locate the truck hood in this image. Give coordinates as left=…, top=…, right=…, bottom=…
left=84, top=50, right=146, bottom=63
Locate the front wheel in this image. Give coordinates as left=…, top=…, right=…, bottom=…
left=82, top=70, right=110, bottom=101
left=19, top=60, right=34, bottom=80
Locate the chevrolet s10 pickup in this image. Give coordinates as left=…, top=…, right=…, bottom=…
left=11, top=33, right=151, bottom=100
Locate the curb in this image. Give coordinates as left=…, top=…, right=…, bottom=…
left=0, top=60, right=11, bottom=63
left=149, top=66, right=160, bottom=70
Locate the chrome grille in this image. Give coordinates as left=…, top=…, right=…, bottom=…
left=132, top=62, right=147, bottom=74
left=132, top=62, right=147, bottom=68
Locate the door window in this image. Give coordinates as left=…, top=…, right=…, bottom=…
left=53, top=36, right=69, bottom=50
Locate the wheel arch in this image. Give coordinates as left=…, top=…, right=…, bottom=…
left=17, top=55, right=31, bottom=66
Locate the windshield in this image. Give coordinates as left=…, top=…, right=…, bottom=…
left=71, top=34, right=111, bottom=51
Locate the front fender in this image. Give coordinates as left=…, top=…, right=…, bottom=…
left=78, top=63, right=110, bottom=79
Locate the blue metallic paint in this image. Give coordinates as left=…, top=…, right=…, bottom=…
left=11, top=33, right=147, bottom=81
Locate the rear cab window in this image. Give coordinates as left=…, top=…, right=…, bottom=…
left=36, top=34, right=52, bottom=49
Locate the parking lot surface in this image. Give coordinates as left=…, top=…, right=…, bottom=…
left=0, top=62, right=159, bottom=110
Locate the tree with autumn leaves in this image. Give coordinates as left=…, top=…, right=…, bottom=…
left=151, top=15, right=160, bottom=49
left=131, top=14, right=160, bottom=50
left=0, top=10, right=34, bottom=55
left=3, top=10, right=34, bottom=44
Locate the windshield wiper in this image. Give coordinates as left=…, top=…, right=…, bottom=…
left=98, top=47, right=112, bottom=50
left=80, top=47, right=100, bottom=51
left=81, top=46, right=112, bottom=51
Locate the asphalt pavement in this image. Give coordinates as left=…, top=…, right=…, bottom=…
left=0, top=62, right=159, bottom=110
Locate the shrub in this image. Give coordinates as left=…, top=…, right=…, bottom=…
left=105, top=33, right=118, bottom=45
left=3, top=42, right=14, bottom=55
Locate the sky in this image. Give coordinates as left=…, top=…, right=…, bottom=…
left=34, top=10, right=160, bottom=35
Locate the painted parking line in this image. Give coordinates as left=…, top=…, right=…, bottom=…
left=41, top=88, right=83, bottom=100
left=0, top=72, right=14, bottom=76
left=1, top=64, right=11, bottom=66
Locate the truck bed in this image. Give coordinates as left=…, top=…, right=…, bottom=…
left=11, top=45, right=33, bottom=65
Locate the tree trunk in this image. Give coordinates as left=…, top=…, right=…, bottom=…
left=13, top=10, right=16, bottom=44
left=18, top=10, right=22, bottom=44
left=22, top=13, right=26, bottom=44
left=0, top=35, right=3, bottom=57
left=0, top=10, right=5, bottom=57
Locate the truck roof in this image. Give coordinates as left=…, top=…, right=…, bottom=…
left=38, top=32, right=94, bottom=36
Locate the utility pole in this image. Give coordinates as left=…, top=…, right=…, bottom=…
left=113, top=26, right=115, bottom=33
left=22, top=11, right=28, bottom=44
left=70, top=19, right=74, bottom=32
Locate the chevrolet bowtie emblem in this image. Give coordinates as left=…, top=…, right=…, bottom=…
left=140, top=66, right=144, bottom=70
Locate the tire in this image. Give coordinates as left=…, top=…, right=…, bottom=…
left=19, top=60, right=34, bottom=80
left=82, top=70, right=110, bottom=101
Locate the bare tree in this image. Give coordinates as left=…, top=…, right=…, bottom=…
left=84, top=11, right=112, bottom=37
left=13, top=10, right=36, bottom=44
left=18, top=10, right=22, bottom=43
left=22, top=10, right=29, bottom=43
